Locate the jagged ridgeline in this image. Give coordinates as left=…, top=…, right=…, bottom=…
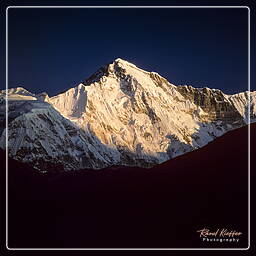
left=1, top=58, right=255, bottom=172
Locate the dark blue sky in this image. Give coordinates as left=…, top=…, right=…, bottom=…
left=7, top=7, right=249, bottom=96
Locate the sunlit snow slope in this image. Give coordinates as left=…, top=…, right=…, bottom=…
left=1, top=59, right=255, bottom=171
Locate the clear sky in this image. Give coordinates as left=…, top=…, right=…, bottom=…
left=6, top=7, right=249, bottom=96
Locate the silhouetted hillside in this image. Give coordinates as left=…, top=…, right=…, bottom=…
left=2, top=124, right=255, bottom=249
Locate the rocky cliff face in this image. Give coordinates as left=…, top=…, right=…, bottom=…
left=0, top=58, right=255, bottom=171
left=228, top=91, right=256, bottom=123
left=176, top=86, right=245, bottom=124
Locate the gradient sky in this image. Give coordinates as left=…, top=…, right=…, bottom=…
left=6, top=7, right=249, bottom=96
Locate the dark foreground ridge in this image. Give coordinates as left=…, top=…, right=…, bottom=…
left=3, top=124, right=255, bottom=248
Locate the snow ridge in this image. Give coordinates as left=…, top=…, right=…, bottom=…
left=1, top=58, right=255, bottom=171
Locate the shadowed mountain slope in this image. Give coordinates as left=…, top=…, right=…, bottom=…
left=3, top=123, right=255, bottom=248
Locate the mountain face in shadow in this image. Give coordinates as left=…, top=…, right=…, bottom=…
left=4, top=123, right=254, bottom=249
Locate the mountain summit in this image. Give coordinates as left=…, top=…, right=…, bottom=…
left=83, top=58, right=162, bottom=86
left=1, top=59, right=255, bottom=171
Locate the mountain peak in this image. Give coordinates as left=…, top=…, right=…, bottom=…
left=112, top=58, right=135, bottom=66
left=83, top=58, right=136, bottom=86
left=2, top=59, right=256, bottom=171
left=1, top=87, right=34, bottom=96
left=111, top=58, right=141, bottom=70
left=113, top=57, right=127, bottom=63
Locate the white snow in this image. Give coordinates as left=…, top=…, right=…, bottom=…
left=1, top=58, right=255, bottom=171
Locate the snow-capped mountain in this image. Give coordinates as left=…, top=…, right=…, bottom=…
left=1, top=58, right=255, bottom=171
